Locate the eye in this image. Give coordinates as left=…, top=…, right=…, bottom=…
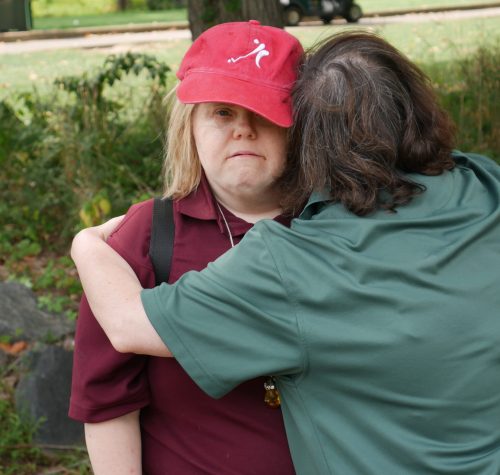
left=214, top=108, right=232, bottom=118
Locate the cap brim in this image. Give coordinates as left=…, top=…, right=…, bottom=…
left=177, top=73, right=293, bottom=128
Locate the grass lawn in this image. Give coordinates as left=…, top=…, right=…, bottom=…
left=292, top=14, right=500, bottom=63
left=29, top=0, right=500, bottom=29
left=33, top=9, right=186, bottom=30
left=364, top=0, right=499, bottom=13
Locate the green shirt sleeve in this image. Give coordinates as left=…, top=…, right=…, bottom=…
left=141, top=222, right=305, bottom=398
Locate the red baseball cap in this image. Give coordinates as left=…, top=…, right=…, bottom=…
left=176, top=20, right=303, bottom=128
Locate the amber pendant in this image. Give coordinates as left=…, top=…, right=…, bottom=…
left=264, top=377, right=281, bottom=408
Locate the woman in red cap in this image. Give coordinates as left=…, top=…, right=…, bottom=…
left=69, top=21, right=303, bottom=475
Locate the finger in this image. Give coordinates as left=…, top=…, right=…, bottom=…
left=100, top=215, right=125, bottom=240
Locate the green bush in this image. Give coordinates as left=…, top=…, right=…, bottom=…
left=430, top=42, right=500, bottom=160
left=0, top=53, right=170, bottom=261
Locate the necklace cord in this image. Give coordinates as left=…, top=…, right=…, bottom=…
left=216, top=201, right=235, bottom=248
left=215, top=200, right=281, bottom=408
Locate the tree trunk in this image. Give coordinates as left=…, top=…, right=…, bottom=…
left=242, top=0, right=283, bottom=26
left=188, top=0, right=284, bottom=40
left=117, top=0, right=129, bottom=11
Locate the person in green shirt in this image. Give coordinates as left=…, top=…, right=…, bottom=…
left=72, top=32, right=500, bottom=474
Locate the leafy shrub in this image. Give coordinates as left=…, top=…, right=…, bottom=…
left=0, top=53, right=170, bottom=262
left=33, top=256, right=82, bottom=319
left=430, top=42, right=500, bottom=161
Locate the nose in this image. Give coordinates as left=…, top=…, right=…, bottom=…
left=232, top=110, right=257, bottom=140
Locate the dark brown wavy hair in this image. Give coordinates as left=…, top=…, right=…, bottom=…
left=280, top=31, right=456, bottom=215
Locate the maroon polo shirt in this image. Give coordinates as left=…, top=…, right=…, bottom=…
left=70, top=175, right=295, bottom=474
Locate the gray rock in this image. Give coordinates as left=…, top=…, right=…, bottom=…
left=15, top=344, right=84, bottom=445
left=0, top=282, right=74, bottom=342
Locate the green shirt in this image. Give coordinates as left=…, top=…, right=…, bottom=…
left=142, top=152, right=500, bottom=474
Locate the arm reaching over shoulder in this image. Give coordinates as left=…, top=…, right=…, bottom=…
left=71, top=218, right=171, bottom=357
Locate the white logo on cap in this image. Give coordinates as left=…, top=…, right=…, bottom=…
left=227, top=39, right=270, bottom=69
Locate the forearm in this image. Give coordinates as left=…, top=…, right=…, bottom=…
left=71, top=224, right=170, bottom=356
left=85, top=411, right=142, bottom=475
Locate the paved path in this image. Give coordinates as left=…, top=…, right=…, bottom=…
left=0, top=28, right=191, bottom=55
left=1, top=6, right=499, bottom=55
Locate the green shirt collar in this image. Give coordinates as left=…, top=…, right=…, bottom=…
left=299, top=190, right=331, bottom=220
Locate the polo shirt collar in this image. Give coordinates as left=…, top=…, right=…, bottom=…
left=177, top=172, right=218, bottom=221
left=299, top=190, right=331, bottom=220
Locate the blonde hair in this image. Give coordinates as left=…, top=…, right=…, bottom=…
left=162, top=87, right=201, bottom=199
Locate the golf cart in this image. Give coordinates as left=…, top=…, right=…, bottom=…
left=281, top=0, right=363, bottom=26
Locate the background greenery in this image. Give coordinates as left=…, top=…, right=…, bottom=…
left=0, top=1, right=499, bottom=473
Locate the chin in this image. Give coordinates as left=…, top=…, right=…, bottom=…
left=225, top=173, right=274, bottom=195
left=230, top=176, right=260, bottom=190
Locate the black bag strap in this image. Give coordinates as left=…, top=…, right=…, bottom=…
left=149, top=197, right=175, bottom=285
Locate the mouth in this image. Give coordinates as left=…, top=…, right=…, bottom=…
left=228, top=151, right=262, bottom=159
